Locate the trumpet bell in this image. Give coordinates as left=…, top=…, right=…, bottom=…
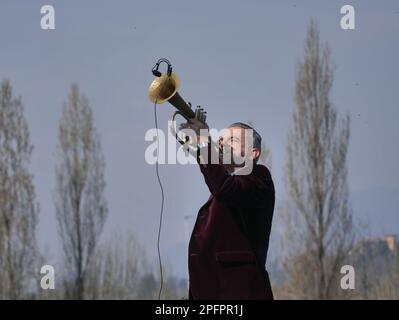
left=148, top=73, right=180, bottom=104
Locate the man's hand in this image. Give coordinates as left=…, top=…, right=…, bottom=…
left=178, top=118, right=221, bottom=167
left=178, top=118, right=209, bottom=144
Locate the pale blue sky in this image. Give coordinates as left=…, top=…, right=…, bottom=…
left=1, top=0, right=398, bottom=278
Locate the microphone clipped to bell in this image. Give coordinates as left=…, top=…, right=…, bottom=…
left=148, top=58, right=207, bottom=146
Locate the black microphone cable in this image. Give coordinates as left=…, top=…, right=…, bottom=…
left=151, top=58, right=173, bottom=300
left=153, top=100, right=164, bottom=300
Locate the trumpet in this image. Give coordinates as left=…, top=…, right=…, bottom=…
left=148, top=58, right=207, bottom=145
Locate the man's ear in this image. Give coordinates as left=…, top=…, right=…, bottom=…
left=252, top=148, right=261, bottom=162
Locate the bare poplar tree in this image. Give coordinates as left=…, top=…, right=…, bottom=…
left=56, top=84, right=107, bottom=299
left=0, top=80, right=39, bottom=299
left=283, top=21, right=354, bottom=299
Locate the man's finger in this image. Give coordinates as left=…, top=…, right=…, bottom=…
left=188, top=118, right=200, bottom=125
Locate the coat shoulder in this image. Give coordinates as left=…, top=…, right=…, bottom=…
left=253, top=164, right=273, bottom=181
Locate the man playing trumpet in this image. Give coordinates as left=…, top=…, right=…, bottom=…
left=179, top=119, right=275, bottom=300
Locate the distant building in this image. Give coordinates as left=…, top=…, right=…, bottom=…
left=349, top=234, right=398, bottom=299
left=383, top=234, right=397, bottom=251
left=350, top=234, right=397, bottom=259
left=349, top=233, right=398, bottom=276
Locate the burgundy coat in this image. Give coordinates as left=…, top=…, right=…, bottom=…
left=188, top=152, right=275, bottom=300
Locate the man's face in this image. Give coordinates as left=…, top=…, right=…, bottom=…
left=219, top=126, right=259, bottom=170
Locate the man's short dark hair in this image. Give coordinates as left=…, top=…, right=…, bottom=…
left=228, top=122, right=262, bottom=163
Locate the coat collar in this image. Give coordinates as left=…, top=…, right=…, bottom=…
left=232, top=163, right=270, bottom=178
